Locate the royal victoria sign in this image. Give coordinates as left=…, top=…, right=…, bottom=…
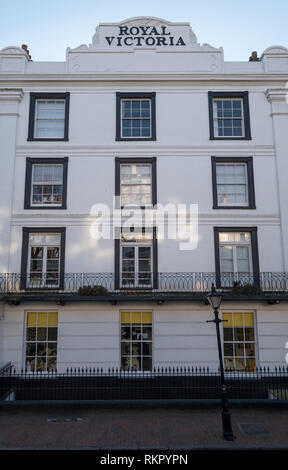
left=105, top=25, right=186, bottom=47
left=67, top=17, right=224, bottom=73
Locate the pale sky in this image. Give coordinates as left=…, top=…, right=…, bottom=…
left=1, top=0, right=288, bottom=62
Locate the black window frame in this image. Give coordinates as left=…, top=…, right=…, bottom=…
left=28, top=92, right=70, bottom=141
left=20, top=227, right=66, bottom=291
left=214, top=226, right=260, bottom=289
left=116, top=92, right=156, bottom=141
left=211, top=156, right=256, bottom=209
left=208, top=91, right=251, bottom=140
left=115, top=157, right=158, bottom=290
left=24, top=157, right=68, bottom=210
left=114, top=227, right=158, bottom=291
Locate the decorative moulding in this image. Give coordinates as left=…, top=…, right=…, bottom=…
left=66, top=17, right=224, bottom=73
left=68, top=16, right=222, bottom=53
left=265, top=88, right=288, bottom=103
left=261, top=45, right=288, bottom=73
left=261, top=45, right=288, bottom=56
left=0, top=46, right=29, bottom=73
left=0, top=46, right=29, bottom=56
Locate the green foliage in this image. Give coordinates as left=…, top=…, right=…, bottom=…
left=231, top=282, right=262, bottom=296
left=78, top=285, right=108, bottom=296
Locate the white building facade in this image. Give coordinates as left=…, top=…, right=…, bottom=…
left=0, top=17, right=288, bottom=373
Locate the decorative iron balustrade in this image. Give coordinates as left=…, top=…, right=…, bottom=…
left=1, top=366, right=288, bottom=402
left=0, top=272, right=288, bottom=296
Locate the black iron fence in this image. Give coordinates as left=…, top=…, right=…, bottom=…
left=1, top=366, right=288, bottom=402
left=1, top=272, right=288, bottom=295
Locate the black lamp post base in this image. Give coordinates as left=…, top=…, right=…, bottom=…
left=222, top=411, right=236, bottom=441
left=223, top=430, right=236, bottom=441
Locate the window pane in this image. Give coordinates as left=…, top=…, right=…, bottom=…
left=223, top=328, right=233, bottom=341
left=224, top=343, right=234, bottom=356
left=245, top=328, right=255, bottom=341
left=35, top=120, right=65, bottom=138
left=220, top=246, right=233, bottom=272
left=121, top=342, right=131, bottom=355
left=122, top=247, right=135, bottom=259
left=213, top=98, right=244, bottom=138
left=138, top=247, right=151, bottom=259
left=120, top=163, right=152, bottom=205
left=223, top=312, right=256, bottom=371
left=36, top=100, right=65, bottom=119
left=132, top=326, right=141, bottom=340
left=32, top=165, right=64, bottom=206
left=121, top=99, right=151, bottom=138
left=236, top=246, right=250, bottom=272
left=48, top=328, right=57, bottom=341
left=37, top=327, right=47, bottom=341
left=121, top=326, right=131, bottom=340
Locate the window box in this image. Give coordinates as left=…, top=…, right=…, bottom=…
left=208, top=92, right=251, bottom=140
left=28, top=93, right=70, bottom=141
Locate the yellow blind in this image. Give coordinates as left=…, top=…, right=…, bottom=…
left=48, top=312, right=58, bottom=327
left=132, top=312, right=141, bottom=324
left=37, top=312, right=47, bottom=327
left=233, top=313, right=243, bottom=327
left=222, top=312, right=232, bottom=327
left=142, top=312, right=152, bottom=324
left=27, top=312, right=37, bottom=327
left=27, top=312, right=58, bottom=328
left=121, top=312, right=130, bottom=324
left=121, top=311, right=152, bottom=325
left=244, top=312, right=254, bottom=327
left=223, top=312, right=254, bottom=328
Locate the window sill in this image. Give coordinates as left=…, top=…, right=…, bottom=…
left=209, top=136, right=251, bottom=140
left=213, top=205, right=256, bottom=210
left=25, top=206, right=67, bottom=210
left=116, top=137, right=156, bottom=142
left=27, top=138, right=69, bottom=142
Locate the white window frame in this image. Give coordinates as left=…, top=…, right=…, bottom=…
left=120, top=98, right=152, bottom=139
left=120, top=310, right=153, bottom=372
left=120, top=238, right=153, bottom=288
left=27, top=233, right=61, bottom=288
left=34, top=99, right=66, bottom=139
left=219, top=232, right=253, bottom=287
left=120, top=162, right=152, bottom=206
left=31, top=163, right=64, bottom=207
left=216, top=162, right=249, bottom=207
left=213, top=98, right=245, bottom=138
left=222, top=311, right=258, bottom=372
left=24, top=311, right=58, bottom=373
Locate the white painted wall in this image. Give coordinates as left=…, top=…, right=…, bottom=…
left=1, top=18, right=288, bottom=370
left=1, top=302, right=287, bottom=372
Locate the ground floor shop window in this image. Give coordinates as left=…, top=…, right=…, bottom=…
left=25, top=311, right=58, bottom=372
left=121, top=311, right=152, bottom=371
left=222, top=311, right=256, bottom=371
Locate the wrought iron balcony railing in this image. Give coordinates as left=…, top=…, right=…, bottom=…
left=1, top=272, right=288, bottom=296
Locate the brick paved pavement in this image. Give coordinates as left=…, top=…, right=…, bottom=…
left=0, top=404, right=287, bottom=449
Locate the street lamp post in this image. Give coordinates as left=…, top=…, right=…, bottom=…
left=206, top=284, right=235, bottom=441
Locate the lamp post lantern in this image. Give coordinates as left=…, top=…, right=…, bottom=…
left=206, top=284, right=235, bottom=441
